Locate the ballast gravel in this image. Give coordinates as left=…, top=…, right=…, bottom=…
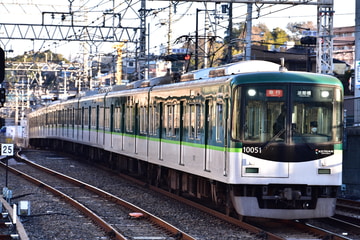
left=1, top=150, right=256, bottom=240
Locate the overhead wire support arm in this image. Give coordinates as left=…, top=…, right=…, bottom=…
left=0, top=23, right=140, bottom=43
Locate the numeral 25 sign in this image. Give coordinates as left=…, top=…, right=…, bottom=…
left=1, top=144, right=14, bottom=156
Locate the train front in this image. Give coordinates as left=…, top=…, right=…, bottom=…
left=229, top=72, right=343, bottom=219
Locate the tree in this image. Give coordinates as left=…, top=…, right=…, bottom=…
left=252, top=23, right=269, bottom=45
left=7, top=50, right=69, bottom=63
left=265, top=27, right=290, bottom=49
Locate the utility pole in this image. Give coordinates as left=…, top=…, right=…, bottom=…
left=244, top=3, right=253, bottom=61
left=167, top=4, right=173, bottom=55
left=138, top=0, right=147, bottom=80
left=316, top=3, right=334, bottom=74
left=225, top=3, right=233, bottom=64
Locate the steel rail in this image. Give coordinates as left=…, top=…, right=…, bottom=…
left=13, top=150, right=196, bottom=240
left=0, top=159, right=127, bottom=240
left=93, top=161, right=285, bottom=240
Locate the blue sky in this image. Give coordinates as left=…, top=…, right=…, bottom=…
left=0, top=0, right=355, bottom=58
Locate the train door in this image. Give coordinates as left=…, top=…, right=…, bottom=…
left=223, top=99, right=229, bottom=176
left=179, top=101, right=184, bottom=165
left=158, top=102, right=163, bottom=160
left=110, top=104, right=114, bottom=148
left=134, top=103, right=139, bottom=154
left=204, top=99, right=211, bottom=171
left=96, top=105, right=100, bottom=144
left=121, top=103, right=125, bottom=151
left=81, top=107, right=84, bottom=141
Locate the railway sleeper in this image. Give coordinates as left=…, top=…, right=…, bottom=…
left=33, top=139, right=238, bottom=218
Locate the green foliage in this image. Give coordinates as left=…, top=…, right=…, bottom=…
left=266, top=27, right=290, bottom=47
left=7, top=50, right=69, bottom=63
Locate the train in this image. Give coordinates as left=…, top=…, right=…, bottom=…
left=27, top=60, right=343, bottom=219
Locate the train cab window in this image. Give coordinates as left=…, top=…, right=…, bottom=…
left=291, top=85, right=341, bottom=143
left=233, top=84, right=342, bottom=144
left=232, top=85, right=287, bottom=142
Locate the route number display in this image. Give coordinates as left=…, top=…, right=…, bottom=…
left=1, top=144, right=14, bottom=156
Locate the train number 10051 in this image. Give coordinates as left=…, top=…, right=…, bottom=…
left=243, top=146, right=262, bottom=154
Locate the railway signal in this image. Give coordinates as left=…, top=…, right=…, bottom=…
left=0, top=88, right=5, bottom=106
left=162, top=54, right=191, bottom=61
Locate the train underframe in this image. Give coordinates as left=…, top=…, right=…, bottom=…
left=29, top=138, right=338, bottom=219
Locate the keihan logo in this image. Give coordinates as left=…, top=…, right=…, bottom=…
left=315, top=149, right=334, bottom=155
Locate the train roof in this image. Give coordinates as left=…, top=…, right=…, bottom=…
left=180, top=60, right=280, bottom=81
left=231, top=71, right=343, bottom=88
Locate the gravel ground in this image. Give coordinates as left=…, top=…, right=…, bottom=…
left=0, top=150, right=257, bottom=240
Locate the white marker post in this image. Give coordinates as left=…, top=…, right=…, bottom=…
left=1, top=143, right=14, bottom=188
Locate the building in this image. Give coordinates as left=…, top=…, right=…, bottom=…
left=333, top=26, right=355, bottom=69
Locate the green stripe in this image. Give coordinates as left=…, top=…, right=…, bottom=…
left=334, top=143, right=343, bottom=150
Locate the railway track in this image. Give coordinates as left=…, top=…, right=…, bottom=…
left=335, top=198, right=360, bottom=225
left=2, top=149, right=360, bottom=240
left=303, top=198, right=360, bottom=239
left=1, top=150, right=196, bottom=240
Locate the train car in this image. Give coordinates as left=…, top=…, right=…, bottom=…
left=27, top=60, right=343, bottom=219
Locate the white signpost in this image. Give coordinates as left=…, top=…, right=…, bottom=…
left=1, top=143, right=14, bottom=188
left=1, top=144, right=14, bottom=156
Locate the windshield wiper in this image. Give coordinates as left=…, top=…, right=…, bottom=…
left=262, top=128, right=286, bottom=150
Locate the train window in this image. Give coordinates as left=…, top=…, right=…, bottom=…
left=114, top=106, right=122, bottom=132
left=216, top=103, right=224, bottom=142
left=99, top=107, right=104, bottom=129
left=104, top=107, right=110, bottom=129
left=233, top=84, right=342, bottom=144
left=165, top=104, right=177, bottom=137
left=291, top=85, right=341, bottom=143
left=91, top=107, right=97, bottom=128
left=140, top=106, right=147, bottom=134
left=232, top=85, right=287, bottom=142
left=69, top=108, right=74, bottom=126
left=63, top=109, right=66, bottom=125
left=75, top=108, right=81, bottom=126
left=126, top=106, right=133, bottom=132
left=149, top=104, right=158, bottom=136
left=189, top=103, right=201, bottom=139
left=84, top=107, right=89, bottom=127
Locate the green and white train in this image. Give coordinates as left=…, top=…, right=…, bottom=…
left=28, top=60, right=343, bottom=219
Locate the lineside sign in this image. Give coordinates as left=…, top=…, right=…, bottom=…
left=1, top=144, right=14, bottom=156
left=152, top=0, right=333, bottom=5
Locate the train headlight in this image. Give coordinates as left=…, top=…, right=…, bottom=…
left=248, top=89, right=256, bottom=96
left=321, top=90, right=330, bottom=98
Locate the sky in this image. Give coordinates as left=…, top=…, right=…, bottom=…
left=0, top=0, right=356, bottom=60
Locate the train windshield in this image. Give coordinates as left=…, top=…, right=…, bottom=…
left=232, top=84, right=342, bottom=144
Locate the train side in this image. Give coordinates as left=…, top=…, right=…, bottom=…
left=27, top=61, right=343, bottom=219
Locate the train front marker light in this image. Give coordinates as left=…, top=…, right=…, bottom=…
left=247, top=89, right=256, bottom=96
left=321, top=90, right=330, bottom=98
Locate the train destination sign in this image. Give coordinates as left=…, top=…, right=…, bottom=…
left=266, top=89, right=283, bottom=97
